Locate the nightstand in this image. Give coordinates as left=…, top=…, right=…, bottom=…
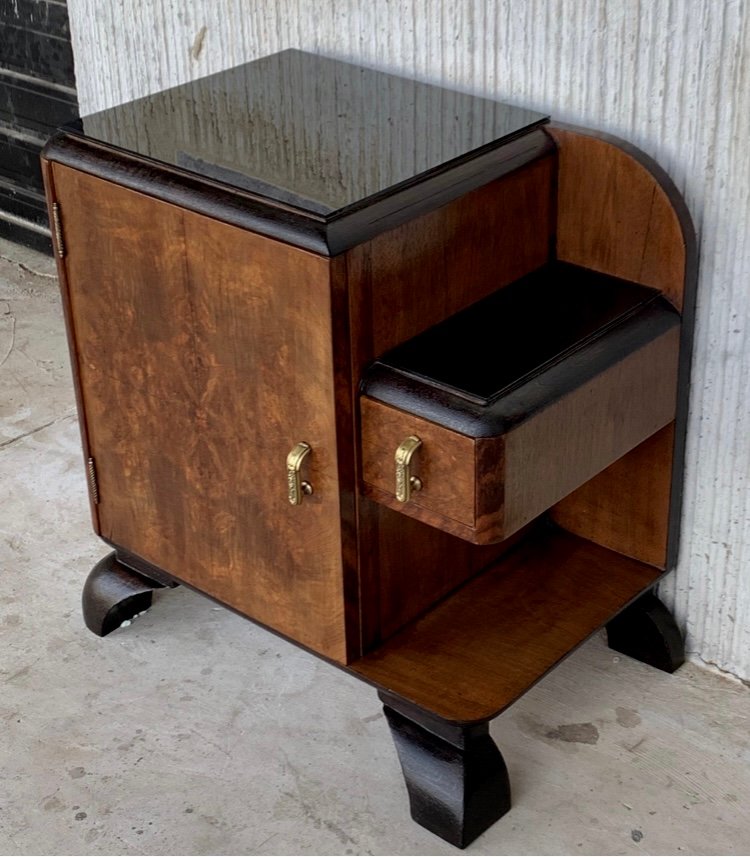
left=42, top=49, right=697, bottom=848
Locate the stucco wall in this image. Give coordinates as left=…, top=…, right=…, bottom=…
left=65, top=0, right=750, bottom=680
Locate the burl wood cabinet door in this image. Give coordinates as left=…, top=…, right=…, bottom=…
left=50, top=164, right=350, bottom=662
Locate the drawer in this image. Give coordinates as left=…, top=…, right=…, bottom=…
left=361, top=397, right=478, bottom=531
left=360, top=263, right=681, bottom=544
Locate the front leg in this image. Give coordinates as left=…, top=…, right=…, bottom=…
left=82, top=552, right=166, bottom=637
left=379, top=692, right=511, bottom=848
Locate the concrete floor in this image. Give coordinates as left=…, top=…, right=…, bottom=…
left=0, top=237, right=748, bottom=856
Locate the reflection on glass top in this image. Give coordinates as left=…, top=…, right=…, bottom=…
left=75, top=50, right=548, bottom=216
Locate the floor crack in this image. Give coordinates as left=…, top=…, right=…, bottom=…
left=0, top=253, right=58, bottom=280
left=0, top=309, right=16, bottom=367
left=0, top=412, right=76, bottom=451
left=689, top=652, right=750, bottom=688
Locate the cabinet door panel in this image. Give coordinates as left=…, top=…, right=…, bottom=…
left=52, top=164, right=348, bottom=662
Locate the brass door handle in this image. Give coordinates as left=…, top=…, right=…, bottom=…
left=395, top=436, right=423, bottom=502
left=287, top=442, right=313, bottom=505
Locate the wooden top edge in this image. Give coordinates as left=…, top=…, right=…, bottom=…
left=41, top=127, right=554, bottom=256
left=41, top=132, right=332, bottom=255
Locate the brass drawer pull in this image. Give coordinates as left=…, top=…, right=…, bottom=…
left=395, top=436, right=423, bottom=502
left=287, top=442, right=313, bottom=505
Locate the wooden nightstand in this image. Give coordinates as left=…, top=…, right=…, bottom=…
left=41, top=49, right=697, bottom=848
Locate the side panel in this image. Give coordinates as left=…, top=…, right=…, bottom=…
left=547, top=126, right=697, bottom=569
left=548, top=127, right=686, bottom=311
left=49, top=164, right=350, bottom=662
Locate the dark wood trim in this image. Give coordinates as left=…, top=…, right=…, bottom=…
left=330, top=255, right=364, bottom=658
left=379, top=692, right=511, bottom=848
left=41, top=132, right=331, bottom=254
left=82, top=552, right=164, bottom=637
left=606, top=591, right=685, bottom=673
left=98, top=541, right=371, bottom=672
left=362, top=295, right=680, bottom=439
left=42, top=128, right=554, bottom=257
left=326, top=130, right=554, bottom=253
left=110, top=544, right=180, bottom=589
left=100, top=526, right=668, bottom=729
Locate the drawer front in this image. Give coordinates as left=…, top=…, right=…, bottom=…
left=360, top=397, right=477, bottom=533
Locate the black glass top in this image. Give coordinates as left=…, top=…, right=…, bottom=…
left=377, top=264, right=662, bottom=405
left=70, top=50, right=548, bottom=217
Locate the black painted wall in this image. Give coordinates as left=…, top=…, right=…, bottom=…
left=0, top=0, right=79, bottom=253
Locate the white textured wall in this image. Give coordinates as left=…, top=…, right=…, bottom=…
left=66, top=0, right=750, bottom=681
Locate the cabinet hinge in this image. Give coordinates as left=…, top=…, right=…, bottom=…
left=51, top=202, right=65, bottom=258
left=87, top=456, right=100, bottom=505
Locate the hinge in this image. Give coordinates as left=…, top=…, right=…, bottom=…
left=51, top=202, right=65, bottom=258
left=87, top=456, right=100, bottom=505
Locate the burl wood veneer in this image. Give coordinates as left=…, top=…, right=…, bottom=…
left=46, top=164, right=352, bottom=661
left=41, top=50, right=697, bottom=849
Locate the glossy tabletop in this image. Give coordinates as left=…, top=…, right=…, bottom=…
left=69, top=49, right=548, bottom=216
left=377, top=264, right=662, bottom=404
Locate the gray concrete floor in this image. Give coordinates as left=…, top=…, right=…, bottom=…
left=0, top=237, right=748, bottom=856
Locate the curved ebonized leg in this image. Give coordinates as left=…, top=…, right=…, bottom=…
left=82, top=552, right=166, bottom=637
left=379, top=692, right=510, bottom=848
left=606, top=591, right=685, bottom=673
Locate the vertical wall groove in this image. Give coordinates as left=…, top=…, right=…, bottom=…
left=65, top=0, right=750, bottom=680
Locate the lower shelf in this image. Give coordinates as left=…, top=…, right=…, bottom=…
left=350, top=526, right=662, bottom=723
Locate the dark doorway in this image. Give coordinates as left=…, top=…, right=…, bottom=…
left=1, top=0, right=79, bottom=253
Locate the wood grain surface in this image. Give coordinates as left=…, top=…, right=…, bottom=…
left=547, top=127, right=686, bottom=310
left=360, top=397, right=476, bottom=527
left=40, top=157, right=100, bottom=531
left=351, top=527, right=662, bottom=723
left=359, top=497, right=521, bottom=646
left=346, top=154, right=556, bottom=372
left=551, top=425, right=675, bottom=568
left=349, top=155, right=555, bottom=648
left=67, top=0, right=748, bottom=686
left=51, top=163, right=352, bottom=662
left=503, top=325, right=680, bottom=537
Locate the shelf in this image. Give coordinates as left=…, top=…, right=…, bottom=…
left=350, top=527, right=661, bottom=723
